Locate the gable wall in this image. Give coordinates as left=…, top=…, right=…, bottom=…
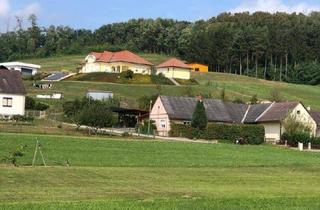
left=150, top=97, right=171, bottom=136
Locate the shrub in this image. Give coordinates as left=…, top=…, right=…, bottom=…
left=250, top=94, right=259, bottom=104
left=136, top=120, right=157, bottom=135
left=12, top=115, right=34, bottom=122
left=170, top=123, right=265, bottom=145
left=151, top=73, right=172, bottom=85
left=191, top=100, right=207, bottom=130
left=281, top=132, right=312, bottom=146
left=25, top=96, right=49, bottom=111
left=120, top=70, right=134, bottom=79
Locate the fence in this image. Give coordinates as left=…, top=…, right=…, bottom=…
left=25, top=110, right=47, bottom=119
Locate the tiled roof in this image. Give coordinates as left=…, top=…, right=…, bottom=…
left=0, top=69, right=26, bottom=94
left=159, top=96, right=303, bottom=125
left=243, top=103, right=272, bottom=123
left=157, top=58, right=192, bottom=69
left=310, top=111, right=320, bottom=125
left=256, top=102, right=299, bottom=122
left=89, top=50, right=153, bottom=66
left=160, top=96, right=247, bottom=123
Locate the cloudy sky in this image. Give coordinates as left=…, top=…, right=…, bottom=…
left=0, top=0, right=320, bottom=31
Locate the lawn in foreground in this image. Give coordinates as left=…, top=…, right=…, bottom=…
left=1, top=133, right=320, bottom=209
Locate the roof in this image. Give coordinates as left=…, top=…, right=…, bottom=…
left=157, top=58, right=192, bottom=69
left=159, top=96, right=247, bottom=123
left=0, top=62, right=41, bottom=69
left=158, top=96, right=303, bottom=124
left=0, top=69, right=26, bottom=95
left=89, top=50, right=153, bottom=66
left=243, top=103, right=272, bottom=123
left=310, top=111, right=320, bottom=125
left=256, top=102, right=299, bottom=122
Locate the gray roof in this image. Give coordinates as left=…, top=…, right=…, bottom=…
left=310, top=111, right=320, bottom=125
left=159, top=96, right=302, bottom=124
left=0, top=69, right=26, bottom=95
left=244, top=104, right=272, bottom=123
left=160, top=96, right=248, bottom=123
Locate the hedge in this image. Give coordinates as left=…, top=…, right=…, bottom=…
left=170, top=123, right=265, bottom=145
left=281, top=132, right=320, bottom=147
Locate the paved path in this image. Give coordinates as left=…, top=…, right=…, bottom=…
left=168, top=78, right=181, bottom=86
left=61, top=122, right=217, bottom=144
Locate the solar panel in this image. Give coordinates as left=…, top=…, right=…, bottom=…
left=43, top=72, right=69, bottom=81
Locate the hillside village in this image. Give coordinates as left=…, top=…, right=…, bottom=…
left=2, top=4, right=320, bottom=209
left=0, top=49, right=319, bottom=143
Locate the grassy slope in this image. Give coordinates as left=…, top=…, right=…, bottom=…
left=1, top=133, right=320, bottom=209
left=193, top=72, right=320, bottom=110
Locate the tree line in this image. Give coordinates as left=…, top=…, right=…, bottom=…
left=1, top=12, right=320, bottom=85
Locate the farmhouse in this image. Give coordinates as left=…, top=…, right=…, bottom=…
left=156, top=58, right=192, bottom=80
left=0, top=62, right=40, bottom=76
left=310, top=111, right=320, bottom=137
left=0, top=69, right=26, bottom=118
left=150, top=96, right=318, bottom=142
left=80, top=50, right=153, bottom=74
left=187, top=63, right=209, bottom=73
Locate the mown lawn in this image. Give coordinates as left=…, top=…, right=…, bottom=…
left=1, top=133, right=320, bottom=209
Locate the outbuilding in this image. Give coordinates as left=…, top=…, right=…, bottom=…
left=156, top=58, right=192, bottom=80
left=0, top=62, right=40, bottom=76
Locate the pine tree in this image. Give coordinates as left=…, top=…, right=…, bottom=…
left=191, top=100, right=208, bottom=130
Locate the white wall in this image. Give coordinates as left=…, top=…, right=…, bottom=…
left=156, top=67, right=191, bottom=80
left=0, top=93, right=25, bottom=117
left=261, top=122, right=281, bottom=142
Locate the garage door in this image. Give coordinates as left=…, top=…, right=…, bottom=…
left=21, top=68, right=33, bottom=76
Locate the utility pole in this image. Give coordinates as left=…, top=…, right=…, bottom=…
left=147, top=100, right=152, bottom=135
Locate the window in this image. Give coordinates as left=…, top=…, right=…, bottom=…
left=195, top=68, right=200, bottom=72
left=3, top=97, right=12, bottom=107
left=183, top=121, right=191, bottom=125
left=297, top=110, right=301, bottom=115
left=160, top=120, right=166, bottom=128
left=167, top=68, right=170, bottom=73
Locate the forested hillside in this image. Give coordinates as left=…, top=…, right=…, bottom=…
left=1, top=12, right=320, bottom=85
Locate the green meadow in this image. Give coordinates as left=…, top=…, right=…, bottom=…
left=1, top=133, right=320, bottom=209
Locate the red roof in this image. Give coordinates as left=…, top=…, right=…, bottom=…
left=89, top=50, right=153, bottom=66
left=157, top=58, right=192, bottom=69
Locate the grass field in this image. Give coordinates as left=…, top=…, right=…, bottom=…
left=1, top=133, right=320, bottom=209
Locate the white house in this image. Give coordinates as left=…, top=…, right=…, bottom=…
left=0, top=67, right=26, bottom=118
left=150, top=96, right=318, bottom=142
left=156, top=58, right=192, bottom=80
left=80, top=50, right=153, bottom=75
left=0, top=62, right=40, bottom=76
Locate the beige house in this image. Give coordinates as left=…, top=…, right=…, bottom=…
left=80, top=50, right=153, bottom=75
left=156, top=58, right=191, bottom=80
left=150, top=96, right=319, bottom=142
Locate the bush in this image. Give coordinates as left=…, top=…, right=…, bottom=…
left=25, top=96, right=49, bottom=111
left=151, top=73, right=172, bottom=85
left=170, top=123, right=265, bottom=145
left=281, top=132, right=313, bottom=146
left=120, top=70, right=134, bottom=79
left=136, top=120, right=157, bottom=135
left=12, top=115, right=34, bottom=122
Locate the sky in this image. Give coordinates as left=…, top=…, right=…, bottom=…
left=0, top=0, right=320, bottom=31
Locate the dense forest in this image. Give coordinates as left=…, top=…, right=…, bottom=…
left=1, top=12, right=320, bottom=85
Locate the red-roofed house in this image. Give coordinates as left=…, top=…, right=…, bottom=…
left=156, top=58, right=192, bottom=80
left=80, top=50, right=153, bottom=75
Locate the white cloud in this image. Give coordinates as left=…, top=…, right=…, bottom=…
left=230, top=0, right=320, bottom=14
left=0, top=0, right=10, bottom=17
left=14, top=2, right=41, bottom=19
